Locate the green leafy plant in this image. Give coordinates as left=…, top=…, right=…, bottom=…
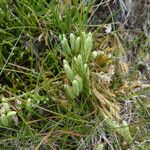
left=60, top=32, right=98, bottom=99
left=26, top=93, right=49, bottom=108
left=105, top=118, right=132, bottom=144
left=0, top=97, right=17, bottom=127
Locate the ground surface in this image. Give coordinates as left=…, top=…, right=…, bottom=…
left=0, top=1, right=150, bottom=150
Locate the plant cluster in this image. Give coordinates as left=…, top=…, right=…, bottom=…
left=0, top=0, right=149, bottom=149
left=0, top=98, right=17, bottom=126
left=60, top=32, right=98, bottom=99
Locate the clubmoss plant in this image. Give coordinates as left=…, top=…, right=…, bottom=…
left=106, top=118, right=132, bottom=144
left=60, top=32, right=97, bottom=99
left=0, top=97, right=17, bottom=127
left=63, top=55, right=90, bottom=99
left=25, top=94, right=49, bottom=108
left=60, top=32, right=94, bottom=61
